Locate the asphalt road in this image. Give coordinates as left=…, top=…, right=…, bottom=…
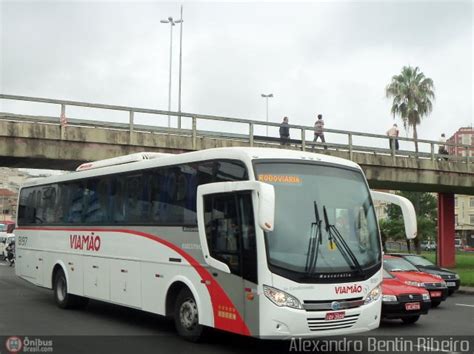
left=1, top=262, right=473, bottom=354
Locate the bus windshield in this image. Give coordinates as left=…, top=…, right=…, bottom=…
left=254, top=161, right=381, bottom=281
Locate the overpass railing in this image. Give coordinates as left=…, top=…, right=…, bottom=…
left=0, top=93, right=472, bottom=164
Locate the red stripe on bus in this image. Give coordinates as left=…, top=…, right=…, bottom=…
left=16, top=227, right=251, bottom=336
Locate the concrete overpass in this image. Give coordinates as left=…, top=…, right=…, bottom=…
left=1, top=94, right=472, bottom=266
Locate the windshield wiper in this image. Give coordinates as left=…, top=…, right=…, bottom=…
left=304, top=202, right=322, bottom=275
left=322, top=206, right=365, bottom=276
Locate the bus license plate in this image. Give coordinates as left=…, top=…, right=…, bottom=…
left=447, top=281, right=456, bottom=287
left=325, top=311, right=345, bottom=321
left=405, top=302, right=420, bottom=311
left=430, top=291, right=442, bottom=298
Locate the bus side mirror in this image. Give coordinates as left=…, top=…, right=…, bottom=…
left=256, top=182, right=275, bottom=232
left=370, top=191, right=417, bottom=240
left=197, top=181, right=275, bottom=233
left=196, top=181, right=275, bottom=274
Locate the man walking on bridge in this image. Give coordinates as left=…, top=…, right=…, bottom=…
left=312, top=114, right=327, bottom=151
left=386, top=123, right=399, bottom=151
left=438, top=133, right=449, bottom=160
left=279, top=116, right=290, bottom=146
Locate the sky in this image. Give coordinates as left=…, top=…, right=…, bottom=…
left=0, top=0, right=473, bottom=152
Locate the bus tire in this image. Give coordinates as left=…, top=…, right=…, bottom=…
left=53, top=269, right=89, bottom=309
left=174, top=288, right=204, bottom=342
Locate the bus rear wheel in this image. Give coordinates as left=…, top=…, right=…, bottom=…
left=53, top=269, right=89, bottom=309
left=174, top=288, right=204, bottom=342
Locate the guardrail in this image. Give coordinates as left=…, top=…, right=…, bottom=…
left=1, top=93, right=472, bottom=164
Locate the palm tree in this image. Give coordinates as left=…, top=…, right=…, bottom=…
left=385, top=66, right=435, bottom=153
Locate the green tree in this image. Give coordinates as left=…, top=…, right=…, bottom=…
left=385, top=66, right=435, bottom=153
left=380, top=191, right=437, bottom=253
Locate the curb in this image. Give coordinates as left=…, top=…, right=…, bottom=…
left=456, top=287, right=474, bottom=295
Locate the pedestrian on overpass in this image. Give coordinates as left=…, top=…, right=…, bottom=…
left=386, top=123, right=399, bottom=151
left=438, top=133, right=449, bottom=160
left=279, top=116, right=290, bottom=146
left=312, top=114, right=327, bottom=151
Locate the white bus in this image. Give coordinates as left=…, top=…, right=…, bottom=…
left=15, top=148, right=416, bottom=340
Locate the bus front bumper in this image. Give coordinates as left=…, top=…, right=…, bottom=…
left=259, top=297, right=381, bottom=339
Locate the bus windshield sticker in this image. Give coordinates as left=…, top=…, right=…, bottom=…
left=257, top=174, right=302, bottom=184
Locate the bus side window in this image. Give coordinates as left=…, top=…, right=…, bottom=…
left=68, top=182, right=85, bottom=224
left=84, top=178, right=109, bottom=223
left=111, top=177, right=126, bottom=223
left=215, top=161, right=248, bottom=182
left=126, top=175, right=144, bottom=223
left=35, top=189, right=44, bottom=223
left=184, top=169, right=197, bottom=224
left=150, top=169, right=163, bottom=223
left=58, top=184, right=73, bottom=224
left=18, top=187, right=36, bottom=225
left=141, top=173, right=152, bottom=221
left=43, top=185, right=58, bottom=224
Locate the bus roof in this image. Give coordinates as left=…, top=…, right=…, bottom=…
left=75, top=152, right=170, bottom=171
left=19, top=147, right=361, bottom=188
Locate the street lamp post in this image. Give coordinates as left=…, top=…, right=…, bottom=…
left=177, top=5, right=184, bottom=129
left=160, top=16, right=182, bottom=128
left=261, top=93, right=273, bottom=136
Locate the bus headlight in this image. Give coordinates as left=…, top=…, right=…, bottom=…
left=364, top=285, right=381, bottom=305
left=263, top=285, right=303, bottom=309
left=382, top=294, right=397, bottom=302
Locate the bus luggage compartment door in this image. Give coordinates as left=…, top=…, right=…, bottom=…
left=84, top=256, right=110, bottom=301
left=32, top=253, right=44, bottom=286
left=110, top=259, right=141, bottom=308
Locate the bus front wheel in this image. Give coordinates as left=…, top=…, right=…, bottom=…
left=53, top=269, right=89, bottom=309
left=174, top=288, right=204, bottom=342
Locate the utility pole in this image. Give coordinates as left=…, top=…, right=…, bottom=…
left=177, top=5, right=184, bottom=129
left=161, top=15, right=182, bottom=128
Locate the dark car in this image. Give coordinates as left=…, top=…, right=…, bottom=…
left=382, top=269, right=431, bottom=324
left=389, top=253, right=460, bottom=295
left=384, top=255, right=448, bottom=307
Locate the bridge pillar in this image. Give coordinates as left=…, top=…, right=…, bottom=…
left=437, top=193, right=455, bottom=267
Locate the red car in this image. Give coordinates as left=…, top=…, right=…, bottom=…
left=384, top=255, right=448, bottom=307
left=382, top=269, right=431, bottom=324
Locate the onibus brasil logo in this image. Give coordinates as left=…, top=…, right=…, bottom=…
left=5, top=336, right=23, bottom=353
left=5, top=336, right=53, bottom=353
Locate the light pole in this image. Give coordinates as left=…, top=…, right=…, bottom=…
left=177, top=5, right=184, bottom=129
left=261, top=93, right=273, bottom=136
left=0, top=185, right=5, bottom=222
left=160, top=16, right=182, bottom=128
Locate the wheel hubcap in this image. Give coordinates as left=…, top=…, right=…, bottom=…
left=57, top=277, right=66, bottom=302
left=179, top=298, right=198, bottom=331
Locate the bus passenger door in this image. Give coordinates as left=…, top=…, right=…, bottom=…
left=198, top=185, right=260, bottom=336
